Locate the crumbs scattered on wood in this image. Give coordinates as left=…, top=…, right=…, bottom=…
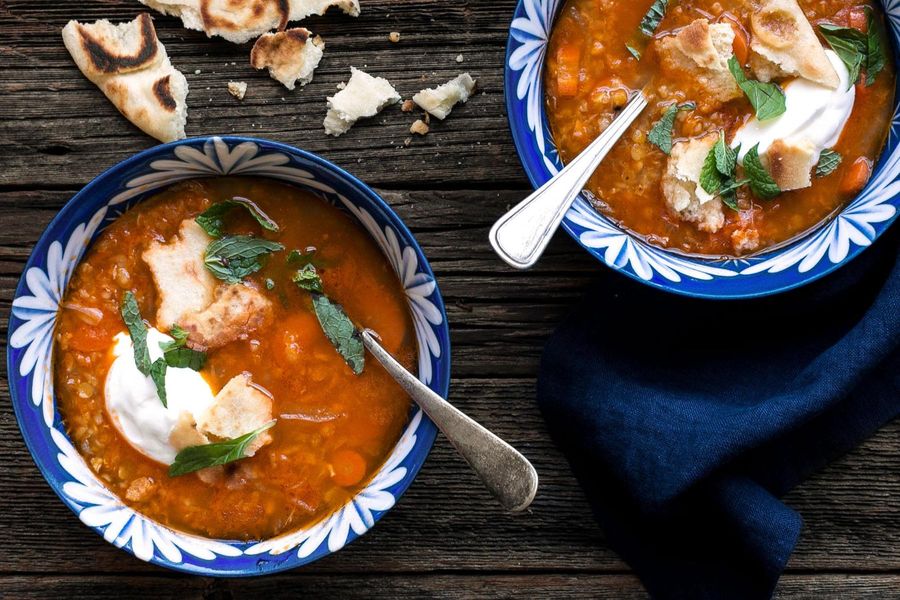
left=401, top=99, right=415, bottom=112
left=227, top=81, right=247, bottom=100
left=410, top=119, right=429, bottom=136
left=389, top=31, right=401, bottom=43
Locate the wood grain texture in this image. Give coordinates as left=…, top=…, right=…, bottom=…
left=2, top=0, right=900, bottom=597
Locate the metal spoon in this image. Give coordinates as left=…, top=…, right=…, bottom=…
left=489, top=90, right=649, bottom=269
left=362, top=329, right=538, bottom=512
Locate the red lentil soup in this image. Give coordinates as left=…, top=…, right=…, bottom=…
left=54, top=178, right=417, bottom=540
left=545, top=0, right=895, bottom=256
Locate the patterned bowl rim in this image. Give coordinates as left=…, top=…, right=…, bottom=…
left=503, top=0, right=900, bottom=299
left=6, top=136, right=451, bottom=576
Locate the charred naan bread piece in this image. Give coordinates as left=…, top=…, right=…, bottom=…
left=197, top=373, right=274, bottom=456
left=142, top=219, right=216, bottom=331
left=138, top=0, right=359, bottom=44
left=250, top=28, right=324, bottom=90
left=748, top=0, right=839, bottom=88
left=179, top=283, right=274, bottom=349
left=661, top=133, right=725, bottom=233
left=656, top=19, right=742, bottom=108
left=61, top=13, right=188, bottom=142
left=760, top=139, right=817, bottom=191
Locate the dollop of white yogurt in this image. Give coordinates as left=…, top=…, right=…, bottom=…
left=733, top=50, right=855, bottom=164
left=105, top=328, right=215, bottom=464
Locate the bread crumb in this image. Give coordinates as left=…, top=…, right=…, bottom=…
left=410, top=119, right=429, bottom=135
left=194, top=69, right=201, bottom=74
left=401, top=99, right=415, bottom=112
left=389, top=31, right=400, bottom=43
left=413, top=73, right=476, bottom=120
left=324, top=67, right=401, bottom=136
left=404, top=137, right=412, bottom=146
left=125, top=477, right=157, bottom=502
left=455, top=54, right=464, bottom=63
left=227, top=81, right=247, bottom=100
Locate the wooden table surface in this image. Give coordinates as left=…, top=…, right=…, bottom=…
left=2, top=0, right=899, bottom=597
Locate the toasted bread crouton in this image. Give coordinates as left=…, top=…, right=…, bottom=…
left=250, top=28, right=324, bottom=90
left=197, top=373, right=274, bottom=456
left=227, top=81, right=247, bottom=100
left=169, top=410, right=209, bottom=451
left=179, top=283, right=273, bottom=349
left=324, top=67, right=400, bottom=136
left=656, top=20, right=742, bottom=107
left=412, top=73, right=477, bottom=120
left=662, top=134, right=725, bottom=233
left=61, top=14, right=189, bottom=143
left=143, top=219, right=216, bottom=331
left=138, top=0, right=359, bottom=44
left=748, top=0, right=839, bottom=88
left=760, top=138, right=817, bottom=191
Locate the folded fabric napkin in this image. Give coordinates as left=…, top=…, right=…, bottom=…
left=537, top=229, right=900, bottom=599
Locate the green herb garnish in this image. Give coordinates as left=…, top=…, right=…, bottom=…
left=120, top=291, right=151, bottom=376
left=728, top=56, right=786, bottom=121
left=265, top=278, right=275, bottom=290
left=699, top=132, right=748, bottom=210
left=158, top=325, right=206, bottom=370
left=647, top=101, right=695, bottom=155
left=204, top=235, right=284, bottom=284
left=819, top=10, right=885, bottom=87
left=195, top=197, right=279, bottom=238
left=292, top=264, right=324, bottom=293
left=639, top=0, right=668, bottom=36
left=150, top=359, right=167, bottom=407
left=744, top=144, right=781, bottom=200
left=815, top=149, right=843, bottom=178
left=311, top=294, right=364, bottom=375
left=168, top=421, right=276, bottom=477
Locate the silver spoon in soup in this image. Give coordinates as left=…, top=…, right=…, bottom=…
left=361, top=329, right=539, bottom=512
left=489, top=90, right=648, bottom=269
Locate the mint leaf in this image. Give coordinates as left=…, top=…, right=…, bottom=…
left=169, top=421, right=276, bottom=477
left=743, top=144, right=781, bottom=200
left=159, top=325, right=188, bottom=352
left=626, top=44, right=642, bottom=60
left=312, top=293, right=364, bottom=375
left=699, top=146, right=722, bottom=195
left=158, top=325, right=206, bottom=370
left=195, top=197, right=279, bottom=238
left=647, top=102, right=695, bottom=155
left=164, top=347, right=206, bottom=370
left=865, top=8, right=886, bottom=86
left=728, top=57, right=786, bottom=120
left=150, top=359, right=167, bottom=407
left=714, top=132, right=738, bottom=178
left=292, top=264, right=324, bottom=293
left=204, top=235, right=284, bottom=284
left=120, top=291, right=151, bottom=376
left=815, top=149, right=843, bottom=177
left=639, top=0, right=668, bottom=36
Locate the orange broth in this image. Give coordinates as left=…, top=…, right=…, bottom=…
left=53, top=178, right=417, bottom=540
left=544, top=0, right=896, bottom=256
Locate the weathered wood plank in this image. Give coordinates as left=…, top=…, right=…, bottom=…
left=1, top=0, right=528, bottom=188
left=4, top=573, right=900, bottom=598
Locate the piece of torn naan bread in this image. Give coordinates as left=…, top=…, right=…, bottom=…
left=138, top=0, right=360, bottom=44
left=250, top=28, right=324, bottom=90
left=62, top=13, right=188, bottom=142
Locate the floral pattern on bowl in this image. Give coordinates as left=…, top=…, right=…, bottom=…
left=7, top=136, right=451, bottom=576
left=505, top=0, right=900, bottom=298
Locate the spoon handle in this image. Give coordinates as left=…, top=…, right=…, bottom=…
left=489, top=90, right=648, bottom=269
left=362, top=330, right=538, bottom=512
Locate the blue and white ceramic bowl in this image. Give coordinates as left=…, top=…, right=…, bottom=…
left=506, top=0, right=900, bottom=298
left=7, top=136, right=450, bottom=576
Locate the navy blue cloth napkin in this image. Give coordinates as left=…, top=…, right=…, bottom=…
left=537, top=228, right=900, bottom=600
